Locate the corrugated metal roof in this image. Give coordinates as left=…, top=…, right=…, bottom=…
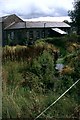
left=6, top=22, right=25, bottom=29
left=26, top=21, right=70, bottom=28
left=1, top=14, right=24, bottom=29
left=2, top=14, right=14, bottom=22
left=52, top=28, right=67, bottom=34
left=1, top=14, right=70, bottom=29
left=4, top=22, right=16, bottom=29
left=2, top=14, right=23, bottom=22
left=26, top=21, right=44, bottom=28
left=7, top=21, right=70, bottom=29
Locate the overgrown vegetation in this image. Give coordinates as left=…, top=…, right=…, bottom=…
left=68, top=0, right=80, bottom=34
left=2, top=36, right=80, bottom=119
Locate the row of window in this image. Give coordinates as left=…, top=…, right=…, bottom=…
left=29, top=30, right=46, bottom=40
left=8, top=30, right=50, bottom=40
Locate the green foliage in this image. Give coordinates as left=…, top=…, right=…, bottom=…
left=44, top=37, right=68, bottom=56
left=68, top=0, right=80, bottom=34
left=2, top=37, right=80, bottom=119
left=3, top=42, right=57, bottom=62
left=45, top=37, right=66, bottom=47
left=21, top=50, right=55, bottom=90
left=67, top=33, right=79, bottom=42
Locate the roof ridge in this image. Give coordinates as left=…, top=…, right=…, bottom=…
left=2, top=14, right=16, bottom=18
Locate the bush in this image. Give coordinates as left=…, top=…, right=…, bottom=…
left=2, top=37, right=80, bottom=118
left=45, top=37, right=66, bottom=47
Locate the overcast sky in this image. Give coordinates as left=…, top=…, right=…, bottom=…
left=0, top=0, right=74, bottom=20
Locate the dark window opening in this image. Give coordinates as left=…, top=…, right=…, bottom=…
left=36, top=31, right=40, bottom=39
left=29, top=31, right=33, bottom=40
left=8, top=31, right=14, bottom=40
left=41, top=30, right=45, bottom=38
left=47, top=30, right=50, bottom=37
left=7, top=31, right=14, bottom=45
left=10, top=31, right=14, bottom=40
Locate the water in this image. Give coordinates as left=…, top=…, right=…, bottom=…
left=55, top=63, right=64, bottom=71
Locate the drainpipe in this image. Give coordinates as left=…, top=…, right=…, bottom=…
left=44, top=23, right=46, bottom=38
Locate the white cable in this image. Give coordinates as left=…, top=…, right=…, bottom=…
left=34, top=78, right=80, bottom=120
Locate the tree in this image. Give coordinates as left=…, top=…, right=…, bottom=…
left=68, top=0, right=80, bottom=34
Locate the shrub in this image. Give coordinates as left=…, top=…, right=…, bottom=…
left=2, top=37, right=80, bottom=118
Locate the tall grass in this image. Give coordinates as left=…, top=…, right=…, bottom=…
left=2, top=42, right=57, bottom=62
left=2, top=40, right=80, bottom=119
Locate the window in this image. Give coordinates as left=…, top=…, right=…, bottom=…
left=36, top=31, right=40, bottom=39
left=29, top=31, right=33, bottom=40
left=47, top=30, right=50, bottom=37
left=10, top=31, right=14, bottom=40
left=8, top=31, right=14, bottom=40
left=8, top=34, right=10, bottom=40
left=41, top=30, right=45, bottom=38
